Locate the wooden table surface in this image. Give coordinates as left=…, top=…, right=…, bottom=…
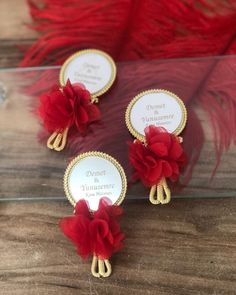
left=0, top=1, right=236, bottom=294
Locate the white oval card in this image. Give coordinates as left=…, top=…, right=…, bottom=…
left=59, top=49, right=116, bottom=97
left=125, top=89, right=187, bottom=141
left=64, top=152, right=127, bottom=211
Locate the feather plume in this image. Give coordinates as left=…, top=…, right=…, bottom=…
left=21, top=0, right=236, bottom=66
left=20, top=0, right=236, bottom=187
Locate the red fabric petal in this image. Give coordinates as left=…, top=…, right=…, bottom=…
left=161, top=160, right=173, bottom=178
left=129, top=125, right=187, bottom=186
left=149, top=143, right=168, bottom=157
left=74, top=199, right=91, bottom=218
left=92, top=199, right=124, bottom=259
left=38, top=79, right=100, bottom=135
left=60, top=198, right=124, bottom=260
left=77, top=105, right=89, bottom=124
left=60, top=215, right=91, bottom=259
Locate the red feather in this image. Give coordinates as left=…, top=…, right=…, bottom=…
left=20, top=0, right=236, bottom=185
left=198, top=56, right=236, bottom=177
left=21, top=0, right=236, bottom=66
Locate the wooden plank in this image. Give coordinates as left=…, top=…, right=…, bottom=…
left=0, top=2, right=236, bottom=295
left=1, top=199, right=236, bottom=295
left=0, top=39, right=35, bottom=68
left=0, top=0, right=37, bottom=40
left=0, top=0, right=37, bottom=68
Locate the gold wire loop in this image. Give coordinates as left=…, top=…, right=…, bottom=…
left=47, top=128, right=69, bottom=152
left=91, top=96, right=99, bottom=104
left=47, top=132, right=57, bottom=150
left=149, top=178, right=171, bottom=205
left=149, top=185, right=160, bottom=204
left=178, top=136, right=183, bottom=143
left=91, top=256, right=100, bottom=278
left=91, top=255, right=112, bottom=278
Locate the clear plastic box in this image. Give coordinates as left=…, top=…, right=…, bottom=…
left=0, top=56, right=235, bottom=201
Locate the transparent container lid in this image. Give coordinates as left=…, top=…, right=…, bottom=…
left=0, top=55, right=235, bottom=202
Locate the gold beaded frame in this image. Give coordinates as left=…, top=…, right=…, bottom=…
left=59, top=49, right=117, bottom=97
left=125, top=89, right=187, bottom=142
left=64, top=151, right=127, bottom=211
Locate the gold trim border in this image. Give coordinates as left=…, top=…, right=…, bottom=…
left=64, top=151, right=127, bottom=211
left=125, top=89, right=187, bottom=141
left=59, top=49, right=117, bottom=97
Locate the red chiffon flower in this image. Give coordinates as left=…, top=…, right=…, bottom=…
left=60, top=198, right=124, bottom=260
left=129, top=125, right=187, bottom=187
left=38, top=80, right=100, bottom=134
left=92, top=199, right=124, bottom=259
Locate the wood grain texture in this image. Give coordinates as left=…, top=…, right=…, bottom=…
left=1, top=199, right=236, bottom=295
left=0, top=0, right=37, bottom=40
left=0, top=0, right=37, bottom=68
left=0, top=1, right=236, bottom=295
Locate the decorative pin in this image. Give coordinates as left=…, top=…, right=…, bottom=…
left=59, top=49, right=116, bottom=98
left=38, top=49, right=116, bottom=151
left=61, top=152, right=127, bottom=277
left=126, top=89, right=187, bottom=205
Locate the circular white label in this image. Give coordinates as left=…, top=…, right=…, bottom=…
left=60, top=49, right=116, bottom=96
left=126, top=90, right=187, bottom=140
left=64, top=152, right=127, bottom=211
